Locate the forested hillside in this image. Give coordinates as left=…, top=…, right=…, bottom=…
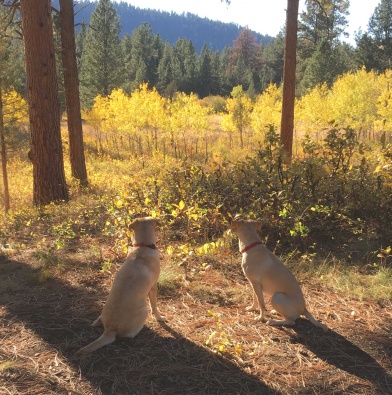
left=53, top=0, right=272, bottom=53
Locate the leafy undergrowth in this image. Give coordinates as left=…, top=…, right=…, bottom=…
left=0, top=225, right=391, bottom=395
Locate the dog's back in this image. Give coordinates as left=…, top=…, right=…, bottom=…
left=246, top=245, right=304, bottom=298
left=75, top=217, right=162, bottom=356
left=100, top=248, right=160, bottom=336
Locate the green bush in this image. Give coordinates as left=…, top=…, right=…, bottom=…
left=107, top=129, right=392, bottom=265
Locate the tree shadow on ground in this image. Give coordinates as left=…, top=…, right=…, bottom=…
left=0, top=256, right=280, bottom=394
left=287, top=318, right=392, bottom=394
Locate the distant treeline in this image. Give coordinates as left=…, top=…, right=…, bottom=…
left=53, top=0, right=273, bottom=53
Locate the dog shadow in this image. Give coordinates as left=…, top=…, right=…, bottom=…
left=77, top=322, right=282, bottom=394
left=286, top=318, right=392, bottom=393
left=0, top=256, right=280, bottom=395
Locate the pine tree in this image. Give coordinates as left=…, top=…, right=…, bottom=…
left=198, top=45, right=213, bottom=98
left=260, top=32, right=285, bottom=90
left=210, top=51, right=222, bottom=95
left=157, top=42, right=178, bottom=98
left=127, top=23, right=159, bottom=90
left=219, top=46, right=236, bottom=96
left=197, top=45, right=221, bottom=97
left=230, top=28, right=263, bottom=72
left=298, top=0, right=349, bottom=87
left=20, top=0, right=69, bottom=205
left=297, top=0, right=351, bottom=94
left=367, top=0, right=392, bottom=70
left=75, top=21, right=87, bottom=67
left=174, top=38, right=198, bottom=94
left=79, top=0, right=125, bottom=108
left=227, top=28, right=263, bottom=94
left=280, top=0, right=300, bottom=160
left=355, top=32, right=379, bottom=71
left=299, top=0, right=349, bottom=49
left=59, top=0, right=88, bottom=186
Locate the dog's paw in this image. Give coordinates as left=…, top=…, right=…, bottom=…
left=254, top=315, right=267, bottom=322
left=245, top=305, right=258, bottom=312
left=267, top=318, right=295, bottom=327
left=155, top=315, right=166, bottom=322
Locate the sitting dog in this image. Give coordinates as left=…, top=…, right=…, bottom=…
left=231, top=219, right=328, bottom=331
left=75, top=217, right=165, bottom=356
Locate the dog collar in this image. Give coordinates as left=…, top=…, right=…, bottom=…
left=241, top=241, right=262, bottom=254
left=132, top=243, right=157, bottom=249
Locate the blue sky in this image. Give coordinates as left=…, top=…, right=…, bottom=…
left=124, top=0, right=381, bottom=44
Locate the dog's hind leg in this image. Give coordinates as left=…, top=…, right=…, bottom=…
left=268, top=292, right=298, bottom=327
left=75, top=329, right=116, bottom=356
left=92, top=316, right=102, bottom=327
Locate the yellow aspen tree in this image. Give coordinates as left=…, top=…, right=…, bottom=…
left=295, top=83, right=332, bottom=140
left=84, top=94, right=110, bottom=153
left=221, top=86, right=253, bottom=149
left=329, top=69, right=381, bottom=138
left=251, top=83, right=282, bottom=141
left=376, top=69, right=392, bottom=147
left=169, top=92, right=209, bottom=159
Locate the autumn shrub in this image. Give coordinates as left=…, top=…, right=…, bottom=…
left=200, top=95, right=226, bottom=113
left=105, top=126, right=392, bottom=266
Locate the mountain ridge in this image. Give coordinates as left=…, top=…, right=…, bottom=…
left=62, top=0, right=274, bottom=53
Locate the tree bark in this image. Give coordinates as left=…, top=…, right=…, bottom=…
left=280, top=0, right=299, bottom=160
left=20, top=0, right=69, bottom=205
left=0, top=82, right=10, bottom=213
left=59, top=0, right=88, bottom=186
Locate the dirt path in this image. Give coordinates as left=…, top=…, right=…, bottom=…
left=0, top=252, right=391, bottom=394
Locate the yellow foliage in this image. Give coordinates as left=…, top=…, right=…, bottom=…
left=83, top=84, right=212, bottom=157
left=169, top=92, right=210, bottom=139
left=329, top=68, right=381, bottom=133
left=83, top=94, right=109, bottom=130
left=251, top=83, right=282, bottom=137
left=129, top=83, right=167, bottom=135
left=2, top=88, right=28, bottom=125
left=376, top=69, right=392, bottom=133
left=295, top=83, right=332, bottom=137
left=221, top=87, right=253, bottom=147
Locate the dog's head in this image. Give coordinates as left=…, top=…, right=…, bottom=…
left=231, top=219, right=262, bottom=233
left=129, top=217, right=160, bottom=242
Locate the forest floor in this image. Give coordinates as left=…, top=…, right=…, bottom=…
left=0, top=236, right=391, bottom=395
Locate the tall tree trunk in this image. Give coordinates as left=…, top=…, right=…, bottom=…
left=59, top=0, right=88, bottom=187
left=0, top=83, right=10, bottom=213
left=20, top=0, right=69, bottom=205
left=280, top=0, right=299, bottom=160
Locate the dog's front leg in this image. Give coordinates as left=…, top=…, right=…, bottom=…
left=149, top=282, right=165, bottom=321
left=250, top=281, right=267, bottom=321
left=245, top=290, right=259, bottom=311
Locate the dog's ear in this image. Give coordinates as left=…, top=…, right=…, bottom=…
left=230, top=220, right=238, bottom=231
left=128, top=219, right=139, bottom=230
left=252, top=221, right=262, bottom=231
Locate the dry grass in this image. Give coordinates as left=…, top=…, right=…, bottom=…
left=0, top=237, right=391, bottom=395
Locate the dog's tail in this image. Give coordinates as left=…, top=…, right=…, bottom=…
left=75, top=330, right=116, bottom=356
left=304, top=309, right=328, bottom=332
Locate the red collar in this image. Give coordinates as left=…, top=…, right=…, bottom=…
left=132, top=243, right=157, bottom=249
left=241, top=241, right=262, bottom=254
